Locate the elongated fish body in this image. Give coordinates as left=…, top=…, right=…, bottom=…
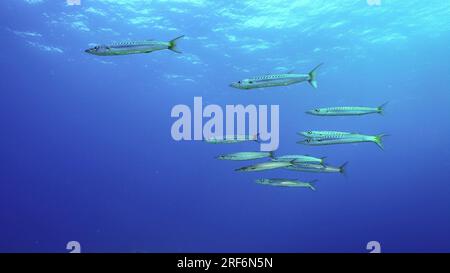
left=299, top=130, right=355, bottom=138
left=256, top=178, right=317, bottom=190
left=205, top=134, right=258, bottom=144
left=298, top=133, right=387, bottom=150
left=306, top=103, right=388, bottom=116
left=285, top=162, right=347, bottom=174
left=217, top=151, right=273, bottom=161
left=232, top=73, right=309, bottom=89
left=272, top=154, right=325, bottom=165
left=230, top=63, right=323, bottom=90
left=235, top=161, right=294, bottom=172
left=85, top=35, right=184, bottom=56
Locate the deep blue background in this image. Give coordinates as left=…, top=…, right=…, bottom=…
left=1, top=0, right=450, bottom=252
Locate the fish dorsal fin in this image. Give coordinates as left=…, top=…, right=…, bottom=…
left=287, top=70, right=295, bottom=74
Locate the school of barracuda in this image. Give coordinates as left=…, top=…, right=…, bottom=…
left=86, top=36, right=388, bottom=191
left=219, top=64, right=388, bottom=191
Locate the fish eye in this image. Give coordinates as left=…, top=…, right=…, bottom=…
left=249, top=81, right=253, bottom=84
left=238, top=81, right=241, bottom=84
left=315, top=109, right=320, bottom=112
left=307, top=131, right=312, bottom=134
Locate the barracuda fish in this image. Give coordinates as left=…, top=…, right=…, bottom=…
left=216, top=151, right=274, bottom=161
left=272, top=154, right=326, bottom=165
left=306, top=102, right=388, bottom=116
left=230, top=63, right=323, bottom=90
left=298, top=133, right=388, bottom=150
left=299, top=130, right=356, bottom=138
left=205, top=134, right=259, bottom=144
left=255, top=178, right=318, bottom=191
left=84, top=35, right=184, bottom=56
left=235, top=160, right=296, bottom=172
left=285, top=162, right=348, bottom=175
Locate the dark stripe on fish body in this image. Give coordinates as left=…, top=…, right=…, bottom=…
left=318, top=134, right=350, bottom=139
left=255, top=78, right=278, bottom=83
left=252, top=75, right=287, bottom=81
left=330, top=107, right=349, bottom=111
left=112, top=41, right=150, bottom=48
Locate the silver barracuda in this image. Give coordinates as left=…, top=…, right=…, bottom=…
left=285, top=162, right=348, bottom=175
left=298, top=133, right=388, bottom=150
left=230, top=63, right=323, bottom=90
left=272, top=154, right=326, bottom=165
left=255, top=178, right=318, bottom=191
left=216, top=151, right=274, bottom=161
left=298, top=130, right=356, bottom=139
left=235, top=160, right=296, bottom=172
left=85, top=35, right=184, bottom=56
left=306, top=103, right=388, bottom=116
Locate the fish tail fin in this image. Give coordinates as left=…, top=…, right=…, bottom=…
left=378, top=102, right=389, bottom=115
left=320, top=156, right=327, bottom=165
left=308, top=63, right=323, bottom=89
left=339, top=162, right=348, bottom=176
left=308, top=179, right=318, bottom=191
left=168, top=35, right=184, bottom=53
left=374, top=134, right=388, bottom=150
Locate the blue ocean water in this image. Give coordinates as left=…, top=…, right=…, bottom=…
left=1, top=0, right=450, bottom=253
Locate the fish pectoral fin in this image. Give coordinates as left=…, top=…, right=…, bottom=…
left=289, top=160, right=298, bottom=165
